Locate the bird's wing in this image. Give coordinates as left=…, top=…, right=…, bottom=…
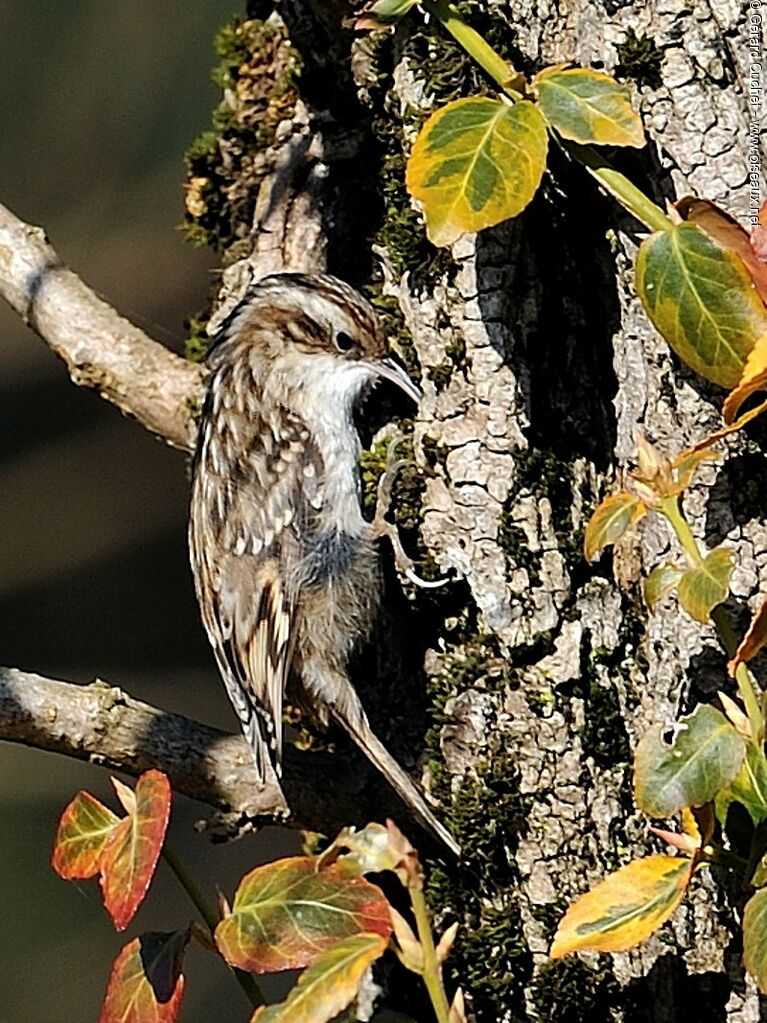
left=189, top=389, right=323, bottom=779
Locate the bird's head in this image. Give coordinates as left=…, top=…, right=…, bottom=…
left=208, top=273, right=421, bottom=406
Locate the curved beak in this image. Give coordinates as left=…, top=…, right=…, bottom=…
left=372, top=355, right=422, bottom=404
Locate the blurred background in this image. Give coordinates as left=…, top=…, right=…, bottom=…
left=0, top=3, right=297, bottom=1018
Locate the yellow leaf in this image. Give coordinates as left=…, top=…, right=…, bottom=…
left=550, top=855, right=692, bottom=958
left=251, top=933, right=388, bottom=1023
left=584, top=492, right=646, bottom=561
left=406, top=97, right=548, bottom=247
left=723, top=332, right=767, bottom=424
left=534, top=65, right=645, bottom=147
left=637, top=224, right=767, bottom=388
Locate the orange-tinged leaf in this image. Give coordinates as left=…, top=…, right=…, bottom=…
left=729, top=594, right=767, bottom=676
left=100, top=930, right=188, bottom=1023
left=690, top=397, right=767, bottom=452
left=723, top=332, right=767, bottom=424
left=584, top=492, right=646, bottom=561
left=743, top=888, right=767, bottom=994
left=676, top=197, right=767, bottom=304
left=52, top=791, right=120, bottom=880
left=100, top=771, right=172, bottom=932
left=534, top=65, right=645, bottom=147
left=551, top=855, right=692, bottom=957
left=250, top=933, right=388, bottom=1023
left=406, top=97, right=548, bottom=247
left=677, top=547, right=734, bottom=624
left=636, top=223, right=767, bottom=388
left=215, top=856, right=392, bottom=974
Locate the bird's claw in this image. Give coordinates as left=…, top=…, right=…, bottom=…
left=370, top=437, right=451, bottom=590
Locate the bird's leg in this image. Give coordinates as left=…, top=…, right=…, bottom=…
left=370, top=436, right=449, bottom=590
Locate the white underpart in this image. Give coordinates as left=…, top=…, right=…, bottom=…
left=268, top=352, right=374, bottom=536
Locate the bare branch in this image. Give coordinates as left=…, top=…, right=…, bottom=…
left=0, top=202, right=203, bottom=450
left=0, top=667, right=410, bottom=839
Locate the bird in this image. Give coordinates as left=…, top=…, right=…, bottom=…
left=188, top=271, right=459, bottom=857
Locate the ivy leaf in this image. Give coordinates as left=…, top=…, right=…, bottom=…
left=550, top=855, right=692, bottom=957
left=52, top=791, right=120, bottom=880
left=583, top=492, right=646, bottom=561
left=718, top=743, right=767, bottom=825
left=99, top=930, right=188, bottom=1023
left=100, top=771, right=172, bottom=932
left=406, top=97, right=548, bottom=246
left=636, top=223, right=767, bottom=388
left=533, top=65, right=645, bottom=147
left=215, top=856, right=393, bottom=973
left=744, top=888, right=767, bottom=994
left=676, top=547, right=734, bottom=624
left=643, top=562, right=684, bottom=612
left=729, top=594, right=767, bottom=676
left=634, top=704, right=745, bottom=818
left=250, top=933, right=388, bottom=1023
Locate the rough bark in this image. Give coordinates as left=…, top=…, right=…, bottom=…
left=0, top=0, right=761, bottom=1019
left=187, top=2, right=758, bottom=1019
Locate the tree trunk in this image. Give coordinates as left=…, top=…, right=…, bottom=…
left=182, top=1, right=762, bottom=1018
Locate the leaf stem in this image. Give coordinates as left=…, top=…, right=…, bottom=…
left=410, top=884, right=452, bottom=1023
left=162, top=845, right=265, bottom=1009
left=661, top=497, right=764, bottom=743
left=562, top=142, right=672, bottom=233
left=422, top=0, right=524, bottom=97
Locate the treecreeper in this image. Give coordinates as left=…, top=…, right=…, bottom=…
left=189, top=272, right=459, bottom=856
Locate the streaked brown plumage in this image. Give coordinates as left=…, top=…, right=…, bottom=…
left=189, top=272, right=458, bottom=856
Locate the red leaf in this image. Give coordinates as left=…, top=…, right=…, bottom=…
left=100, top=930, right=188, bottom=1023
left=100, top=771, right=172, bottom=931
left=216, top=856, right=392, bottom=973
left=52, top=791, right=120, bottom=880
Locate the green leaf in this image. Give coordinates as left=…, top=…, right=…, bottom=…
left=636, top=223, right=767, bottom=388
left=251, top=933, right=388, bottom=1023
left=634, top=704, right=745, bottom=818
left=718, top=742, right=767, bottom=825
left=643, top=562, right=684, bottom=612
left=52, top=791, right=120, bottom=880
left=677, top=547, right=734, bottom=623
left=215, top=857, right=392, bottom=974
left=744, top=888, right=767, bottom=993
left=406, top=97, right=548, bottom=247
left=100, top=930, right=189, bottom=1023
left=583, top=492, right=645, bottom=561
left=534, top=66, right=645, bottom=147
left=551, top=855, right=692, bottom=957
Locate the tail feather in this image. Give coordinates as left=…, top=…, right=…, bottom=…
left=329, top=700, right=460, bottom=859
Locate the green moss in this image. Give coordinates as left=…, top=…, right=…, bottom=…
left=365, top=35, right=456, bottom=291
left=180, top=17, right=300, bottom=251
left=183, top=316, right=211, bottom=363
left=425, top=754, right=534, bottom=1017
left=530, top=958, right=622, bottom=1023
left=615, top=29, right=663, bottom=87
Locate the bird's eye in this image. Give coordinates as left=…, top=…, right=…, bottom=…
left=334, top=331, right=356, bottom=353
